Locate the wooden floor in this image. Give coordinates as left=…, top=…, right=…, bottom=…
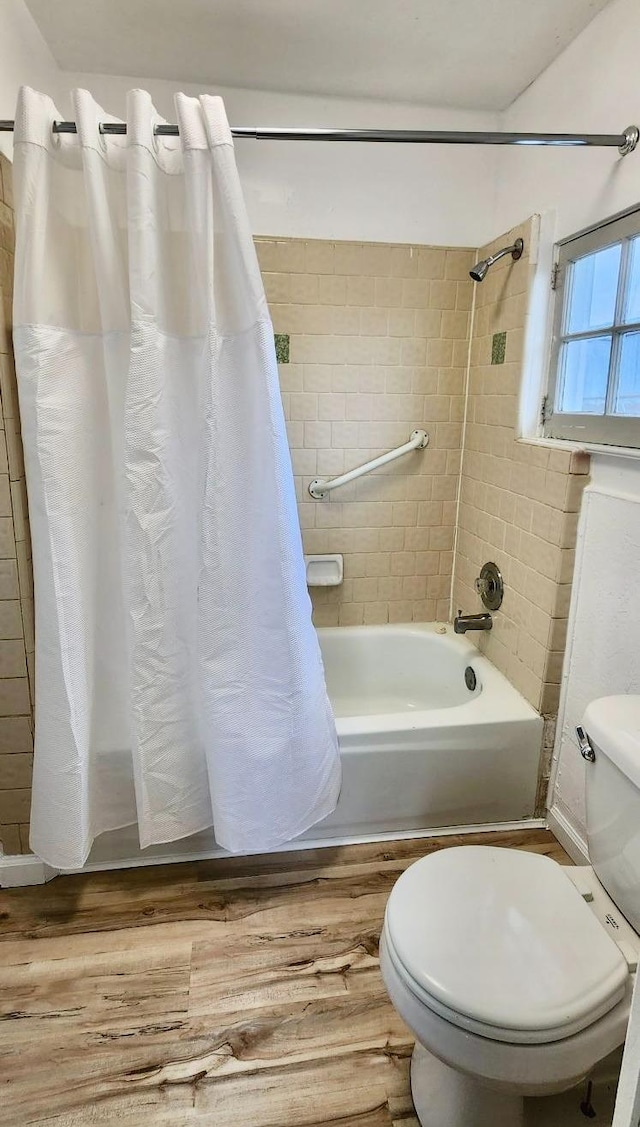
left=0, top=829, right=571, bottom=1127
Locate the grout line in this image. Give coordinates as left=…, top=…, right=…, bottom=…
left=449, top=254, right=478, bottom=621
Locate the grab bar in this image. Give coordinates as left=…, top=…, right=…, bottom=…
left=308, top=429, right=429, bottom=499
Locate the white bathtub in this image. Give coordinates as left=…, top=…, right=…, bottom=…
left=86, top=622, right=543, bottom=869
left=303, top=622, right=543, bottom=840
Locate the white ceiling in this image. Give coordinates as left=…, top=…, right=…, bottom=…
left=26, top=0, right=612, bottom=112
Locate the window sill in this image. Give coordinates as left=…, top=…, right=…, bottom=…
left=518, top=436, right=640, bottom=461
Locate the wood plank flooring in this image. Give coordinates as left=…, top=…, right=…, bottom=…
left=0, top=829, right=571, bottom=1126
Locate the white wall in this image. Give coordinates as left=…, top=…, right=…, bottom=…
left=495, top=0, right=640, bottom=243
left=59, top=72, right=499, bottom=246
left=2, top=0, right=639, bottom=243
left=0, top=0, right=499, bottom=247
left=8, top=0, right=638, bottom=247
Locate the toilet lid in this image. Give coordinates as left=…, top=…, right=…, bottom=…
left=385, top=847, right=628, bottom=1043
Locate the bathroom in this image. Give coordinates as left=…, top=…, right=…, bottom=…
left=2, top=0, right=640, bottom=1123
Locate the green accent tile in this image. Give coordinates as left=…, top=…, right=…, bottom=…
left=491, top=331, right=506, bottom=365
left=274, top=333, right=290, bottom=364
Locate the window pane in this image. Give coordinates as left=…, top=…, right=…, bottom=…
left=613, top=332, right=640, bottom=416
left=557, top=336, right=611, bottom=414
left=623, top=236, right=640, bottom=324
left=565, top=243, right=621, bottom=334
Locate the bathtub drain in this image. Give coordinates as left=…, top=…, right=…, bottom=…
left=464, top=666, right=477, bottom=692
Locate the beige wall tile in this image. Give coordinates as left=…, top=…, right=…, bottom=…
left=21, top=590, right=34, bottom=653
left=0, top=558, right=18, bottom=600
left=0, top=821, right=21, bottom=853
left=0, top=516, right=16, bottom=558
left=0, top=351, right=19, bottom=420
left=0, top=473, right=11, bottom=517
left=266, top=235, right=475, bottom=628
left=417, top=248, right=446, bottom=279
left=0, top=433, right=8, bottom=479
left=0, top=678, right=30, bottom=716
left=0, top=715, right=32, bottom=754
left=0, top=751, right=32, bottom=789
left=0, top=600, right=23, bottom=639
left=0, top=155, right=31, bottom=819
left=0, top=639, right=27, bottom=678
left=0, top=787, right=31, bottom=823
left=0, top=156, right=13, bottom=209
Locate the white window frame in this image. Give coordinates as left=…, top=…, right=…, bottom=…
left=545, top=205, right=640, bottom=448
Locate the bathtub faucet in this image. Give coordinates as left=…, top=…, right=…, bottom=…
left=453, top=610, right=493, bottom=634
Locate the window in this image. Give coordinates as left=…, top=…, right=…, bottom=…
left=546, top=207, right=640, bottom=447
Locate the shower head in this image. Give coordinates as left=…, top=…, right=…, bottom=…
left=469, top=259, right=491, bottom=282
left=470, top=237, right=524, bottom=282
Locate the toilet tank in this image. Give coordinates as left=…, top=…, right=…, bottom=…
left=584, top=695, right=640, bottom=933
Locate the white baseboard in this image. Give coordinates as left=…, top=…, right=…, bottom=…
left=0, top=854, right=58, bottom=888
left=546, top=804, right=589, bottom=864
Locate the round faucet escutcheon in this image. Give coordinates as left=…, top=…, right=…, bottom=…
left=475, top=562, right=504, bottom=611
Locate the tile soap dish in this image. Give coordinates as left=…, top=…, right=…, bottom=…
left=305, top=554, right=343, bottom=587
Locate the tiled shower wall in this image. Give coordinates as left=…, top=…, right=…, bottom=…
left=0, top=152, right=35, bottom=857
left=452, top=219, right=589, bottom=804
left=257, top=237, right=475, bottom=625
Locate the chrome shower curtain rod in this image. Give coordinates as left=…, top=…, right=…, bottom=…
left=0, top=120, right=638, bottom=153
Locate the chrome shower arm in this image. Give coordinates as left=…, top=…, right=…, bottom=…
left=485, top=242, right=521, bottom=267
left=470, top=237, right=524, bottom=282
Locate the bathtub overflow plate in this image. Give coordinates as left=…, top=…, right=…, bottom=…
left=475, top=562, right=504, bottom=611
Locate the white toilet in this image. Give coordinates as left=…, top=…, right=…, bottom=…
left=380, top=695, right=640, bottom=1127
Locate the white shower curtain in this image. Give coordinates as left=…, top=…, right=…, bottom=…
left=12, top=86, right=340, bottom=869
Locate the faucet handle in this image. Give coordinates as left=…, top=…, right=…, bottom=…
left=475, top=562, right=504, bottom=611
